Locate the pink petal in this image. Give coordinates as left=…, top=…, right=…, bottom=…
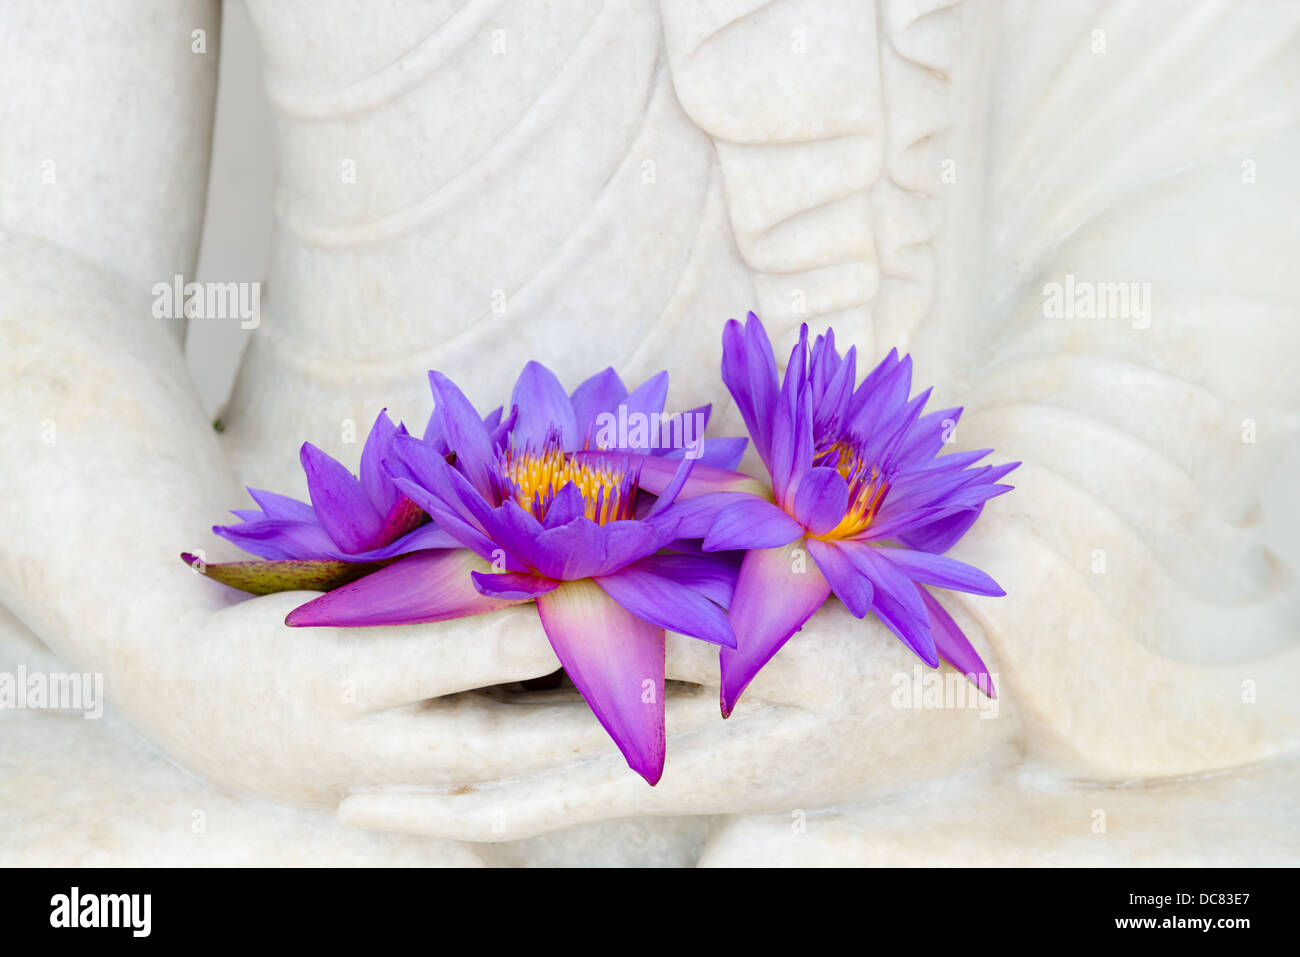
left=720, top=540, right=831, bottom=717
left=285, top=549, right=516, bottom=627
left=535, top=579, right=666, bottom=785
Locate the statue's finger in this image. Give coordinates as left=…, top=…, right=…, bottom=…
left=336, top=704, right=804, bottom=842
left=330, top=604, right=562, bottom=712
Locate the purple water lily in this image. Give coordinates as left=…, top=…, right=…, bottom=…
left=182, top=409, right=478, bottom=594
left=694, top=313, right=1018, bottom=716
left=511, top=359, right=746, bottom=469
left=286, top=366, right=743, bottom=785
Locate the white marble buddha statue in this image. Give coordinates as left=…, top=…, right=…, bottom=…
left=1, top=0, right=1297, bottom=864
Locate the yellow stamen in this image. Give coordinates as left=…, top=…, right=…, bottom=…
left=813, top=439, right=890, bottom=540
left=500, top=447, right=633, bottom=525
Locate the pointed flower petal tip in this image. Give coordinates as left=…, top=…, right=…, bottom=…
left=719, top=541, right=832, bottom=716
left=535, top=580, right=667, bottom=786
left=917, top=586, right=996, bottom=697
left=635, top=759, right=665, bottom=787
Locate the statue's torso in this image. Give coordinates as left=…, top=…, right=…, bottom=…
left=226, top=0, right=752, bottom=490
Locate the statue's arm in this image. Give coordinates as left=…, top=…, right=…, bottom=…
left=0, top=0, right=225, bottom=661
left=0, top=3, right=566, bottom=807
left=0, top=0, right=222, bottom=345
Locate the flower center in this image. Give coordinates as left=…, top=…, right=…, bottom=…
left=500, top=446, right=637, bottom=525
left=814, top=439, right=890, bottom=539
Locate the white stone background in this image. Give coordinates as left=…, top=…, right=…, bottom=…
left=189, top=1, right=1300, bottom=564
left=3, top=0, right=1298, bottom=867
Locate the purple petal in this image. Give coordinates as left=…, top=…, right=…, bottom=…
left=812, top=344, right=856, bottom=441
left=848, top=352, right=912, bottom=437
left=770, top=378, right=815, bottom=507
left=642, top=491, right=755, bottom=543
left=390, top=476, right=500, bottom=563
left=620, top=370, right=669, bottom=427
left=643, top=455, right=695, bottom=518
left=540, top=481, right=587, bottom=528
left=790, top=466, right=849, bottom=536
left=247, top=487, right=316, bottom=523
left=511, top=360, right=578, bottom=450
left=941, top=481, right=1016, bottom=510
left=885, top=451, right=994, bottom=503
left=719, top=540, right=831, bottom=717
left=909, top=447, right=994, bottom=474
left=894, top=506, right=984, bottom=553
left=300, top=442, right=385, bottom=554
left=631, top=551, right=740, bottom=608
left=874, top=547, right=1005, bottom=597
left=759, top=343, right=800, bottom=504
left=720, top=314, right=780, bottom=467
left=884, top=467, right=983, bottom=514
left=215, top=511, right=457, bottom=563
left=805, top=539, right=873, bottom=617
left=360, top=410, right=402, bottom=517
left=215, top=516, right=342, bottom=561
left=351, top=520, right=462, bottom=560
left=471, top=571, right=559, bottom=601
left=596, top=564, right=735, bottom=647
left=895, top=406, right=962, bottom=467
left=532, top=518, right=659, bottom=580
left=919, top=587, right=996, bottom=698
left=884, top=459, right=1014, bottom=514
left=837, top=541, right=938, bottom=666
left=486, top=405, right=516, bottom=449
left=849, top=347, right=899, bottom=414
left=651, top=403, right=711, bottom=459
left=388, top=434, right=516, bottom=564
left=428, top=371, right=496, bottom=497
left=608, top=371, right=670, bottom=449
left=855, top=504, right=971, bottom=543
left=623, top=371, right=669, bottom=417
left=859, top=386, right=930, bottom=469
left=371, top=493, right=426, bottom=545
left=569, top=367, right=628, bottom=439
left=386, top=439, right=502, bottom=557
left=285, top=549, right=517, bottom=627
left=703, top=497, right=804, bottom=551
left=535, top=579, right=666, bottom=785
left=477, top=499, right=544, bottom=570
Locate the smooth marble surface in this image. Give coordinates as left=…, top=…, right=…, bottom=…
left=1, top=0, right=1298, bottom=865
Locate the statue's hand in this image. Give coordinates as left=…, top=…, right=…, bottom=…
left=0, top=241, right=603, bottom=808
left=122, top=592, right=582, bottom=805
left=334, top=595, right=1017, bottom=842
